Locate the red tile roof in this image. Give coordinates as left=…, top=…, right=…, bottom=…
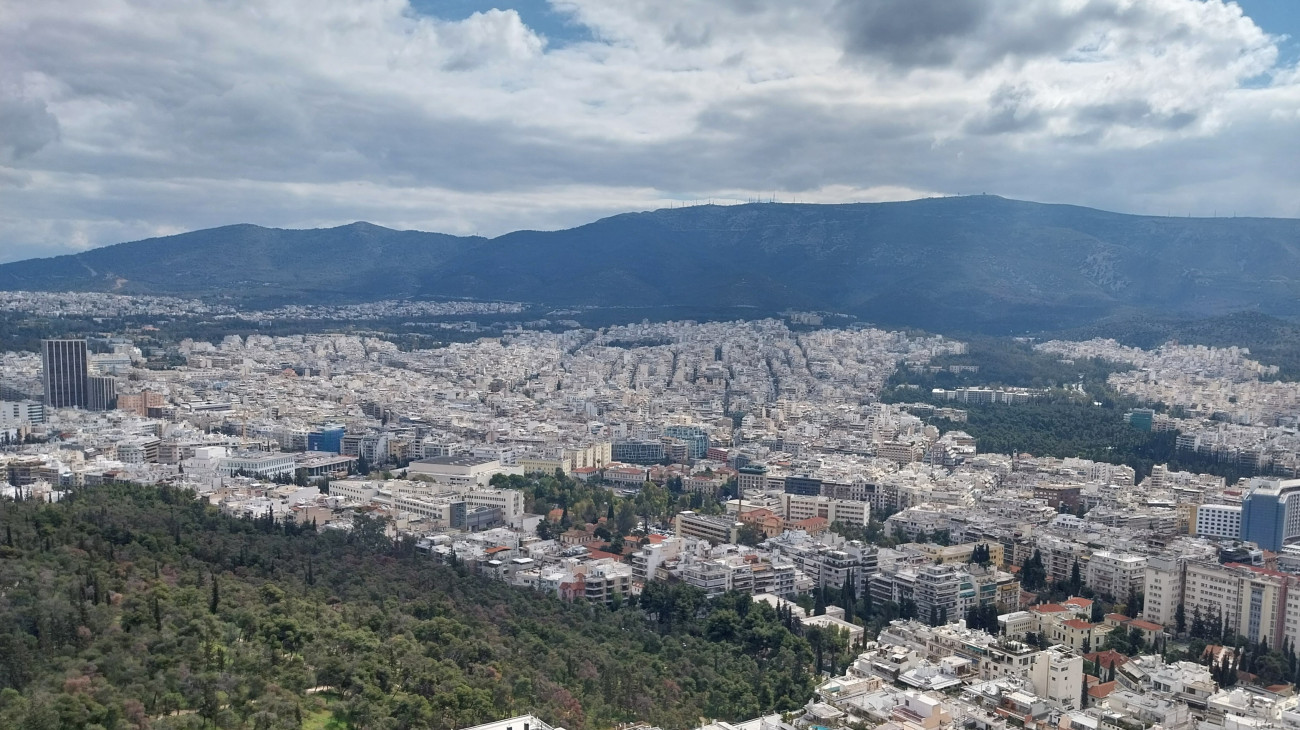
left=1085, top=650, right=1130, bottom=669
left=1088, top=681, right=1118, bottom=699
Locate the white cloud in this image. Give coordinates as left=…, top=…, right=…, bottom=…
left=0, top=0, right=1295, bottom=261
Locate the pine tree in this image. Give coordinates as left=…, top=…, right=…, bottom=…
left=209, top=574, right=220, bottom=614
left=860, top=581, right=874, bottom=622
left=1175, top=602, right=1186, bottom=636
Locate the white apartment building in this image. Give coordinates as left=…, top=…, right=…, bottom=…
left=1196, top=504, right=1243, bottom=540
left=779, top=493, right=871, bottom=526
left=1143, top=555, right=1183, bottom=628
left=465, top=488, right=525, bottom=525
left=1029, top=646, right=1084, bottom=711
left=674, top=511, right=740, bottom=545
left=0, top=400, right=44, bottom=427
left=1085, top=551, right=1147, bottom=600
left=1150, top=558, right=1300, bottom=646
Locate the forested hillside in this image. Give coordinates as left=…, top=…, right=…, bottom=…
left=5, top=197, right=1300, bottom=332
left=0, top=485, right=815, bottom=730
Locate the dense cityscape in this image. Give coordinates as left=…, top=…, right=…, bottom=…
left=8, top=292, right=1300, bottom=729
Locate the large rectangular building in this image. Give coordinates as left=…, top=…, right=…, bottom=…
left=1241, top=478, right=1300, bottom=551
left=779, top=493, right=870, bottom=526
left=1085, top=551, right=1147, bottom=601
left=42, top=339, right=89, bottom=408
left=1195, top=504, right=1242, bottom=540
left=87, top=375, right=117, bottom=411
left=407, top=455, right=503, bottom=486
left=674, top=511, right=740, bottom=545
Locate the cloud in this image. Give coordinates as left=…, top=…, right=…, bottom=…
left=0, top=90, right=60, bottom=164
left=0, top=0, right=1295, bottom=261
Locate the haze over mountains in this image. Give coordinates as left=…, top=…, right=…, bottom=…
left=3, top=195, right=1299, bottom=333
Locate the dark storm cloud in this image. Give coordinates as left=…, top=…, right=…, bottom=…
left=833, top=0, right=1158, bottom=71
left=965, top=85, right=1045, bottom=136
left=0, top=94, right=60, bottom=163
left=834, top=0, right=992, bottom=68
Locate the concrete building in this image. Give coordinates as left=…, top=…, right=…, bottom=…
left=737, top=464, right=768, bottom=500
left=42, top=338, right=89, bottom=408
left=1029, top=646, right=1084, bottom=711
left=87, top=375, right=117, bottom=411
left=1240, top=478, right=1300, bottom=551
left=407, top=455, right=504, bottom=486
left=0, top=400, right=44, bottom=428
left=1195, top=504, right=1243, bottom=540
left=674, top=511, right=740, bottom=545
left=779, top=493, right=871, bottom=526
left=1085, top=551, right=1147, bottom=600
left=220, top=451, right=297, bottom=479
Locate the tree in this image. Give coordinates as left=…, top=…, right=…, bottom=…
left=209, top=574, right=219, bottom=614
left=1091, top=600, right=1105, bottom=624
left=1070, top=559, right=1082, bottom=594
left=1021, top=550, right=1047, bottom=591
left=737, top=523, right=766, bottom=547
left=1175, top=602, right=1186, bottom=636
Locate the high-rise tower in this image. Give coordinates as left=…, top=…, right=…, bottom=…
left=41, top=339, right=90, bottom=408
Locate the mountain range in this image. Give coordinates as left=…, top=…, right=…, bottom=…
left=3, top=195, right=1300, bottom=333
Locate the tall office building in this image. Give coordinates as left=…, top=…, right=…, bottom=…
left=1241, top=477, right=1300, bottom=551
left=41, top=339, right=89, bottom=408
left=87, top=375, right=118, bottom=411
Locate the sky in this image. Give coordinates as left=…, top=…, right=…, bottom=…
left=1, top=0, right=1299, bottom=262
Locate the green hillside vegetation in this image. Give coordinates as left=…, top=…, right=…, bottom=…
left=0, top=484, right=816, bottom=730
left=879, top=338, right=1127, bottom=395
left=927, top=402, right=1264, bottom=484
left=878, top=339, right=1265, bottom=482
left=6, top=197, right=1300, bottom=333
left=1056, top=311, right=1300, bottom=380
